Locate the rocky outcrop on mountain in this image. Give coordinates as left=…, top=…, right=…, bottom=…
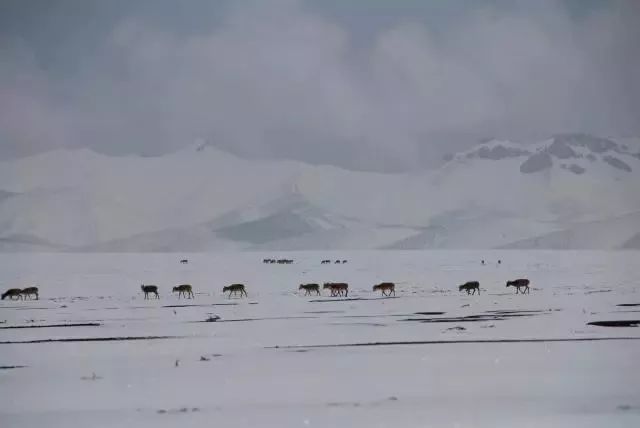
left=466, top=144, right=530, bottom=160
left=561, top=164, right=586, bottom=174
left=520, top=152, right=553, bottom=174
left=603, top=156, right=632, bottom=172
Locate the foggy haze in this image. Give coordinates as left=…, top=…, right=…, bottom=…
left=1, top=0, right=639, bottom=171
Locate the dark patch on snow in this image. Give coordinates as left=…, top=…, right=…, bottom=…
left=268, top=336, right=640, bottom=349
left=309, top=297, right=399, bottom=303
left=488, top=309, right=552, bottom=314
left=588, top=320, right=640, bottom=327
left=0, top=322, right=100, bottom=329
left=162, top=303, right=238, bottom=308
left=617, top=303, right=640, bottom=307
left=192, top=315, right=319, bottom=323
left=401, top=312, right=539, bottom=323
left=414, top=312, right=446, bottom=316
left=304, top=310, right=345, bottom=314
left=0, top=365, right=27, bottom=370
left=603, top=155, right=632, bottom=172
left=403, top=309, right=548, bottom=323
left=329, top=322, right=388, bottom=327
left=0, top=335, right=181, bottom=345
left=520, top=152, right=553, bottom=173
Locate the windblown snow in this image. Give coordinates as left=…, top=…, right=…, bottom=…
left=0, top=134, right=639, bottom=251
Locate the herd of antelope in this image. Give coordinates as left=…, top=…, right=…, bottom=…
left=2, top=278, right=530, bottom=302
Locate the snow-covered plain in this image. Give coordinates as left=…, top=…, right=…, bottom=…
left=1, top=250, right=640, bottom=427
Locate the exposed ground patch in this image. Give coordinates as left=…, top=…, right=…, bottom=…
left=268, top=336, right=640, bottom=349
left=304, top=310, right=345, bottom=314
left=402, top=309, right=553, bottom=323
left=309, top=297, right=398, bottom=303
left=0, top=335, right=182, bottom=345
left=191, top=315, right=319, bottom=323
left=162, top=303, right=238, bottom=308
left=0, top=323, right=101, bottom=329
left=588, top=320, right=640, bottom=327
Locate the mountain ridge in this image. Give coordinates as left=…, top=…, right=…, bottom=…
left=1, top=134, right=638, bottom=251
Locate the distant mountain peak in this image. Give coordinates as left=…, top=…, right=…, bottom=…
left=450, top=134, right=638, bottom=175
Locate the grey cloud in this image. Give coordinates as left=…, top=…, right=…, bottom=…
left=0, top=0, right=638, bottom=171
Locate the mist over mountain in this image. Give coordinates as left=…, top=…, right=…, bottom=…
left=1, top=133, right=638, bottom=251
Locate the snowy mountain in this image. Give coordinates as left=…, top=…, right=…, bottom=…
left=0, top=134, right=639, bottom=251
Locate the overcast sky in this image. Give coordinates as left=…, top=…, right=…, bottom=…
left=0, top=0, right=638, bottom=171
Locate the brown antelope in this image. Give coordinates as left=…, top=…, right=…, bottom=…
left=140, top=284, right=159, bottom=299
left=459, top=281, right=480, bottom=295
left=173, top=284, right=194, bottom=299
left=223, top=284, right=247, bottom=298
left=506, top=278, right=530, bottom=294
left=20, top=287, right=39, bottom=300
left=323, top=282, right=348, bottom=297
left=373, top=282, right=395, bottom=296
left=1, top=288, right=23, bottom=300
left=299, top=283, right=320, bottom=296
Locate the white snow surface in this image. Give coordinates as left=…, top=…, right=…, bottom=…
left=1, top=135, right=639, bottom=251
left=1, top=250, right=640, bottom=427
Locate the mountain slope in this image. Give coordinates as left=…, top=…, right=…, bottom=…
left=499, top=211, right=640, bottom=250
left=0, top=134, right=638, bottom=251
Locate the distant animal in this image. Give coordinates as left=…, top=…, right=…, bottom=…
left=506, top=278, right=530, bottom=294
left=321, top=260, right=331, bottom=264
left=298, top=283, right=320, bottom=296
left=459, top=281, right=480, bottom=295
left=481, top=260, right=485, bottom=265
left=20, top=287, right=39, bottom=300
left=180, top=259, right=188, bottom=264
left=140, top=284, right=159, bottom=299
left=323, top=282, right=348, bottom=297
left=223, top=283, right=248, bottom=298
left=498, top=260, right=502, bottom=265
left=172, top=284, right=194, bottom=299
left=373, top=282, right=395, bottom=296
left=342, top=260, right=348, bottom=264
left=1, top=288, right=23, bottom=300
left=334, top=260, right=341, bottom=264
